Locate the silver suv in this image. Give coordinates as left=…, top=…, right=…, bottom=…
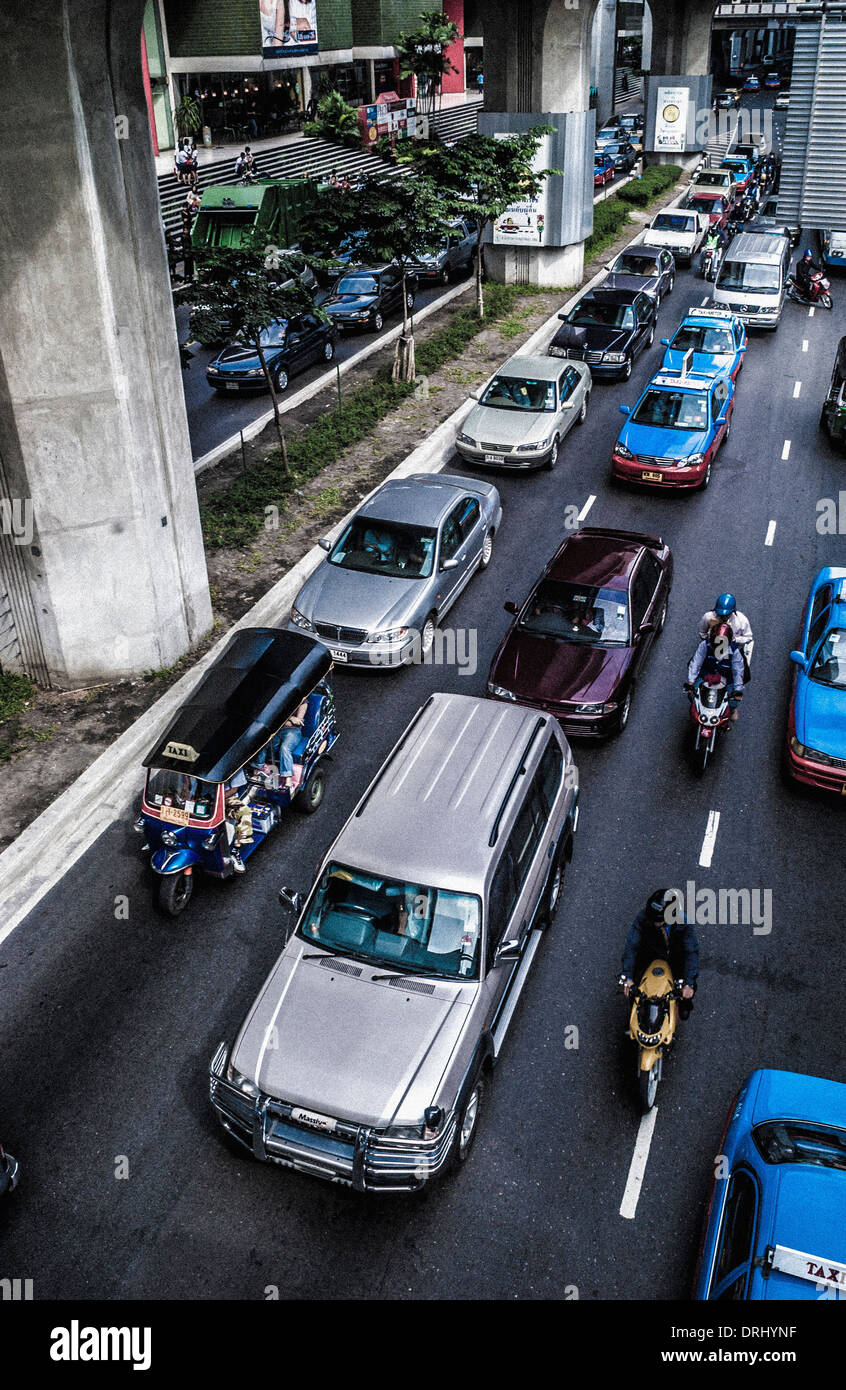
left=210, top=693, right=579, bottom=1191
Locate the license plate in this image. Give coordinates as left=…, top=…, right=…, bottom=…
left=160, top=805, right=190, bottom=826
left=291, top=1106, right=337, bottom=1134
left=225, top=383, right=239, bottom=391
left=329, top=648, right=348, bottom=662
left=642, top=470, right=663, bottom=482
left=484, top=453, right=505, bottom=463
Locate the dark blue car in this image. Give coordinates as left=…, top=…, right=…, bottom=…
left=205, top=313, right=336, bottom=394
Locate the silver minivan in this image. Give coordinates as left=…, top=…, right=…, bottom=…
left=713, top=231, right=791, bottom=328
left=210, top=693, right=579, bottom=1191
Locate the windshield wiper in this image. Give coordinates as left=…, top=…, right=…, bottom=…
left=370, top=964, right=437, bottom=981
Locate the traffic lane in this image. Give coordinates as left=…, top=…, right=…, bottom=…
left=181, top=272, right=474, bottom=460
left=1, top=264, right=843, bottom=1299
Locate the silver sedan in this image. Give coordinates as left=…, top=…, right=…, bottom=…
left=289, top=472, right=502, bottom=669
left=455, top=354, right=591, bottom=470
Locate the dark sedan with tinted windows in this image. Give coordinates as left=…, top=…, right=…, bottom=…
left=602, top=245, right=675, bottom=306
left=487, top=526, right=673, bottom=737
left=206, top=313, right=336, bottom=394
left=548, top=288, right=657, bottom=380
left=323, top=262, right=416, bottom=333
left=604, top=139, right=638, bottom=174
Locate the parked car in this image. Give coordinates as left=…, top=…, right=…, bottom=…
left=786, top=567, right=846, bottom=792
left=642, top=208, right=709, bottom=265
left=408, top=218, right=475, bottom=285
left=323, top=262, right=416, bottom=333
left=594, top=151, right=616, bottom=187
left=602, top=245, right=676, bottom=305
left=660, top=307, right=747, bottom=382
left=604, top=139, right=638, bottom=175
left=549, top=287, right=658, bottom=380
left=693, top=1070, right=846, bottom=1300
left=487, top=525, right=673, bottom=738
left=0, top=1139, right=18, bottom=1197
left=206, top=313, right=336, bottom=394
left=455, top=353, right=591, bottom=470
left=612, top=364, right=734, bottom=490
left=289, top=473, right=501, bottom=668
left=210, top=692, right=579, bottom=1190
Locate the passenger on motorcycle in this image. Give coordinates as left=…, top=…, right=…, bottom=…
left=686, top=621, right=745, bottom=722
left=698, top=592, right=753, bottom=676
left=619, top=889, right=700, bottom=1019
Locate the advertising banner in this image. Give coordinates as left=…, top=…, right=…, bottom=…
left=260, top=0, right=319, bottom=58
left=492, top=132, right=552, bottom=246
left=654, top=86, right=689, bottom=153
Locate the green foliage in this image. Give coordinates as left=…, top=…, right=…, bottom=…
left=584, top=198, right=632, bottom=260
left=304, top=90, right=360, bottom=147
left=0, top=670, right=34, bottom=722
left=615, top=164, right=682, bottom=207
left=397, top=10, right=460, bottom=116
left=173, top=95, right=201, bottom=137
left=584, top=166, right=683, bottom=259
left=182, top=232, right=320, bottom=348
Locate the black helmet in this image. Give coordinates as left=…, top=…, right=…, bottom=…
left=645, top=889, right=676, bottom=923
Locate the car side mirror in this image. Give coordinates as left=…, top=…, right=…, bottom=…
left=504, top=600, right=520, bottom=615
left=619, top=404, right=631, bottom=416
left=318, top=537, right=332, bottom=552
left=637, top=622, right=655, bottom=639
left=789, top=650, right=806, bottom=667
left=557, top=312, right=569, bottom=321
left=495, top=938, right=522, bottom=964
left=660, top=338, right=670, bottom=346
left=717, top=414, right=729, bottom=427
left=469, top=389, right=481, bottom=401
left=279, top=886, right=302, bottom=914
left=441, top=557, right=460, bottom=571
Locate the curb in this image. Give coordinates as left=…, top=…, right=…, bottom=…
left=0, top=174, right=687, bottom=947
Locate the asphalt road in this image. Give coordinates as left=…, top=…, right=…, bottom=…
left=7, top=101, right=846, bottom=1302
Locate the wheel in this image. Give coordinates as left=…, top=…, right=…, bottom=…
left=420, top=613, right=436, bottom=657
left=822, top=292, right=833, bottom=310
left=541, top=837, right=569, bottom=927
left=275, top=367, right=289, bottom=393
left=295, top=761, right=326, bottom=815
left=440, top=266, right=450, bottom=286
left=656, top=598, right=668, bottom=635
left=722, top=415, right=731, bottom=445
left=544, top=435, right=560, bottom=471
left=638, top=1062, right=660, bottom=1111
left=646, top=324, right=655, bottom=349
left=621, top=355, right=632, bottom=381
left=322, top=338, right=335, bottom=362
left=406, top=290, right=415, bottom=310
left=453, top=1075, right=484, bottom=1166
left=372, top=311, right=384, bottom=331
left=820, top=407, right=830, bottom=435
left=480, top=530, right=494, bottom=569
left=668, top=274, right=675, bottom=293
left=615, top=688, right=633, bottom=735
left=695, top=737, right=711, bottom=773
left=158, top=871, right=193, bottom=918
left=699, top=459, right=713, bottom=490
left=577, top=392, right=589, bottom=425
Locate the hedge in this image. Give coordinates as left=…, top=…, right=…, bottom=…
left=615, top=164, right=683, bottom=207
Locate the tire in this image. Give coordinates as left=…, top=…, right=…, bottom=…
left=615, top=688, right=633, bottom=735
left=275, top=367, right=289, bottom=393
left=723, top=416, right=731, bottom=445
left=656, top=598, right=668, bottom=636
left=440, top=266, right=450, bottom=286
left=406, top=291, right=415, bottom=310
left=295, top=761, right=326, bottom=815
left=695, top=737, right=711, bottom=774
left=646, top=325, right=655, bottom=349
left=577, top=393, right=589, bottom=425
left=454, top=1075, right=484, bottom=1166
left=158, top=870, right=193, bottom=918
left=541, top=837, right=569, bottom=928
left=699, top=459, right=713, bottom=490
left=621, top=355, right=633, bottom=382
left=639, top=1063, right=660, bottom=1111
left=544, top=435, right=560, bottom=471
left=322, top=338, right=335, bottom=362
left=821, top=293, right=833, bottom=311
left=820, top=407, right=830, bottom=435
left=372, top=311, right=384, bottom=332
left=668, top=274, right=675, bottom=293
left=480, top=530, right=494, bottom=569
left=420, top=613, right=437, bottom=657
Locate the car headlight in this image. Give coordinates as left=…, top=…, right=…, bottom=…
left=614, top=442, right=634, bottom=460
left=576, top=701, right=618, bottom=715
left=245, top=366, right=264, bottom=376
left=516, top=436, right=551, bottom=452
left=603, top=352, right=628, bottom=363
left=206, top=365, right=220, bottom=375
left=365, top=626, right=408, bottom=645
left=290, top=605, right=314, bottom=631
left=488, top=683, right=516, bottom=700
left=457, top=431, right=477, bottom=447
left=224, top=1061, right=260, bottom=1097
left=684, top=453, right=705, bottom=467
left=384, top=1123, right=426, bottom=1140
left=160, top=829, right=180, bottom=847
left=548, top=346, right=568, bottom=358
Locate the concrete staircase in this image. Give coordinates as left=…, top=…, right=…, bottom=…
left=428, top=97, right=483, bottom=143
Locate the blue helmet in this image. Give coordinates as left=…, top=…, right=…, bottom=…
left=803, top=248, right=813, bottom=260
left=715, top=593, right=736, bottom=617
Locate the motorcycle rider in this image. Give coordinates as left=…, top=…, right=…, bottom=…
left=698, top=592, right=753, bottom=678
left=686, top=621, right=745, bottom=722
left=795, top=247, right=821, bottom=298
left=700, top=225, right=722, bottom=277
left=619, top=889, right=700, bottom=1020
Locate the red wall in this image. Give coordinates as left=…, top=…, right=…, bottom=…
left=442, top=0, right=465, bottom=94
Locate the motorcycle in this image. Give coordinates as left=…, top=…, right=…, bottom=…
left=786, top=270, right=833, bottom=310
left=620, top=960, right=681, bottom=1110
left=700, top=243, right=724, bottom=282
left=685, top=673, right=732, bottom=773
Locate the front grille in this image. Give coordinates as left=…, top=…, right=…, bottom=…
left=808, top=749, right=846, bottom=770
left=314, top=622, right=367, bottom=645
left=563, top=348, right=603, bottom=365
left=480, top=442, right=514, bottom=454
left=635, top=455, right=676, bottom=469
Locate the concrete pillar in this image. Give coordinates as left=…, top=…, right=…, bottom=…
left=591, top=0, right=618, bottom=124
left=647, top=0, right=713, bottom=76
left=643, top=2, right=653, bottom=71
left=0, top=0, right=212, bottom=687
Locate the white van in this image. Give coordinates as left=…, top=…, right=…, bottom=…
left=712, top=232, right=791, bottom=328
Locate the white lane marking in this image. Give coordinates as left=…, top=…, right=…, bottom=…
left=802, top=340, right=809, bottom=353
left=620, top=1108, right=658, bottom=1220
left=701, top=296, right=710, bottom=306
left=793, top=381, right=802, bottom=398
left=698, top=809, right=721, bottom=868
left=809, top=306, right=815, bottom=318
left=781, top=439, right=791, bottom=460
left=765, top=519, right=777, bottom=547
left=578, top=494, right=596, bottom=522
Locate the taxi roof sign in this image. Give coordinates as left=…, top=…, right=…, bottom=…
left=686, top=305, right=736, bottom=319
left=651, top=372, right=712, bottom=389
left=768, top=1244, right=846, bottom=1291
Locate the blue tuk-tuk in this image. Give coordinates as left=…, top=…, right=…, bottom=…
left=136, top=628, right=338, bottom=917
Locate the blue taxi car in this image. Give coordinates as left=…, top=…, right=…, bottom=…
left=786, top=567, right=846, bottom=793
left=611, top=359, right=734, bottom=490
left=660, top=307, right=747, bottom=382
left=694, top=1069, right=846, bottom=1301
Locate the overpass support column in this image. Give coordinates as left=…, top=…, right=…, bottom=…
left=480, top=0, right=599, bottom=288
left=0, top=0, right=212, bottom=688
left=642, top=0, right=715, bottom=168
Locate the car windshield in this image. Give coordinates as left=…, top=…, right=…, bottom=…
left=598, top=128, right=617, bottom=139
left=671, top=325, right=735, bottom=353
left=569, top=301, right=634, bottom=330
left=810, top=627, right=846, bottom=688
left=652, top=214, right=694, bottom=233
left=718, top=260, right=780, bottom=293
left=632, top=388, right=710, bottom=430
left=595, top=154, right=608, bottom=166
left=257, top=321, right=288, bottom=346
left=298, top=862, right=482, bottom=980
left=145, top=769, right=217, bottom=820
left=693, top=198, right=723, bottom=214
left=519, top=579, right=630, bottom=645
left=606, top=144, right=623, bottom=155
left=612, top=253, right=659, bottom=277
left=753, top=1120, right=846, bottom=1172
left=336, top=275, right=377, bottom=295
left=480, top=374, right=557, bottom=411
left=328, top=517, right=436, bottom=578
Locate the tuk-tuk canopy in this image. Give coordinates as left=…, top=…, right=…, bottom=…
left=835, top=336, right=846, bottom=383
left=142, top=628, right=332, bottom=783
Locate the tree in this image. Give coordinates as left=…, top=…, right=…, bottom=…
left=180, top=234, right=322, bottom=473
left=397, top=10, right=460, bottom=121
left=411, top=129, right=557, bottom=318
left=173, top=94, right=202, bottom=139
left=304, top=89, right=360, bottom=146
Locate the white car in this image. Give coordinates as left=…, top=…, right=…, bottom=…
left=642, top=209, right=709, bottom=266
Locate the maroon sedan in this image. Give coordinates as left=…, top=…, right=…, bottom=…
left=686, top=193, right=731, bottom=230
left=487, top=526, right=673, bottom=737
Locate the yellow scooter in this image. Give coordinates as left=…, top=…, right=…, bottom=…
left=623, top=959, right=680, bottom=1111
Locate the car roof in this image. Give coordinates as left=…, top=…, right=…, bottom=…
left=332, top=693, right=558, bottom=894
left=580, top=287, right=642, bottom=305
left=495, top=354, right=565, bottom=377
left=750, top=1067, right=846, bottom=1128
left=754, top=1168, right=846, bottom=1300
left=357, top=475, right=481, bottom=527
left=545, top=526, right=644, bottom=587
left=723, top=232, right=788, bottom=263
left=616, top=244, right=663, bottom=261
